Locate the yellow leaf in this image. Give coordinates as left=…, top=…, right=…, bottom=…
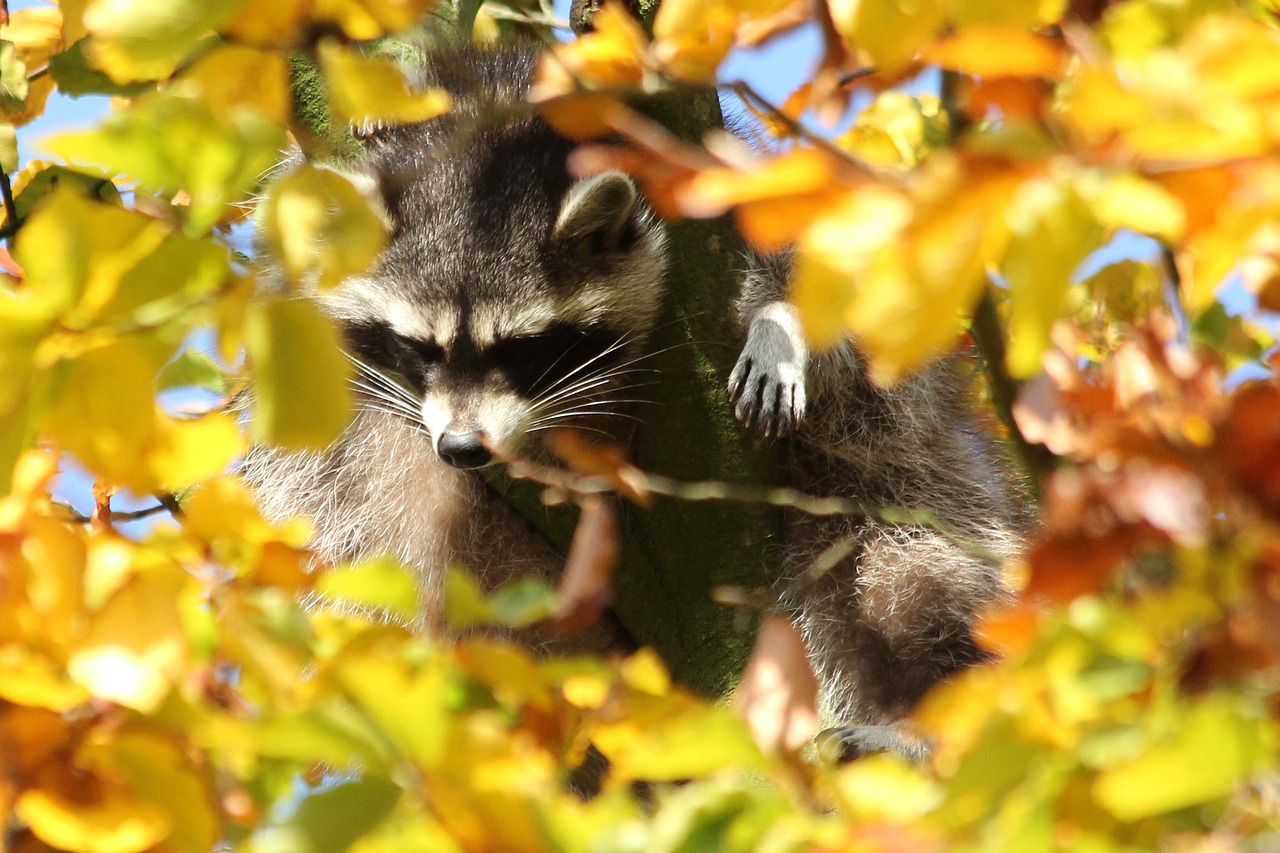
left=178, top=43, right=290, bottom=125
left=259, top=164, right=388, bottom=290
left=1093, top=698, right=1271, bottom=821
left=245, top=297, right=353, bottom=449
left=794, top=161, right=1022, bottom=382
left=828, top=0, right=949, bottom=71
left=0, top=645, right=90, bottom=710
left=317, top=557, right=419, bottom=625
left=1003, top=176, right=1103, bottom=377
left=14, top=190, right=168, bottom=325
left=82, top=0, right=245, bottom=83
left=836, top=91, right=949, bottom=169
left=44, top=340, right=240, bottom=492
left=310, top=0, right=439, bottom=40
left=1083, top=171, right=1186, bottom=243
left=653, top=0, right=794, bottom=82
left=182, top=475, right=309, bottom=547
left=221, top=0, right=310, bottom=47
left=838, top=754, right=942, bottom=821
left=79, top=731, right=218, bottom=853
left=2, top=8, right=64, bottom=125
left=532, top=2, right=650, bottom=99
left=318, top=40, right=450, bottom=129
left=17, top=778, right=169, bottom=853
left=925, top=26, right=1065, bottom=78
left=67, top=575, right=187, bottom=713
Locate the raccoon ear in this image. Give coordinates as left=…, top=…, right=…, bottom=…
left=553, top=171, right=642, bottom=254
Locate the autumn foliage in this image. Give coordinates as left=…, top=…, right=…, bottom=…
left=2, top=0, right=1280, bottom=850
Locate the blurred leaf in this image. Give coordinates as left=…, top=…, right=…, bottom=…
left=16, top=770, right=169, bottom=853
left=47, top=38, right=154, bottom=97
left=0, top=121, right=15, bottom=173
left=157, top=347, right=230, bottom=395
left=1003, top=177, right=1103, bottom=377
left=734, top=614, right=818, bottom=755
left=555, top=496, right=618, bottom=634
left=43, top=91, right=285, bottom=233
left=80, top=730, right=219, bottom=853
left=1093, top=698, right=1271, bottom=820
left=316, top=557, right=419, bottom=625
left=318, top=41, right=450, bottom=129
left=652, top=0, right=796, bottom=82
left=66, top=575, right=187, bottom=713
left=248, top=774, right=400, bottom=853
left=259, top=164, right=387, bottom=290
left=837, top=91, right=949, bottom=169
left=489, top=577, right=559, bottom=628
left=926, top=26, right=1064, bottom=77
left=82, top=0, right=243, bottom=83
left=245, top=296, right=352, bottom=449
left=179, top=43, right=291, bottom=125
left=828, top=0, right=948, bottom=71
left=0, top=40, right=28, bottom=115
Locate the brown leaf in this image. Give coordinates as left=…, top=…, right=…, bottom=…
left=554, top=496, right=619, bottom=634
left=734, top=614, right=819, bottom=755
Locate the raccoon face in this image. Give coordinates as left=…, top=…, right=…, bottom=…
left=325, top=171, right=669, bottom=470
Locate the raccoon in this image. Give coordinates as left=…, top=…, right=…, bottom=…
left=242, top=46, right=667, bottom=646
left=730, top=253, right=1025, bottom=759
left=245, top=42, right=1023, bottom=760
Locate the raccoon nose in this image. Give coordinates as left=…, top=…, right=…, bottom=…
left=437, top=431, right=492, bottom=469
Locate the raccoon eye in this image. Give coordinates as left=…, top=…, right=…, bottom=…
left=489, top=325, right=623, bottom=397
left=396, top=334, right=444, bottom=366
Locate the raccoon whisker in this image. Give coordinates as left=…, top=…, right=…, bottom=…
left=525, top=423, right=616, bottom=439
left=531, top=335, right=636, bottom=399
left=531, top=362, right=658, bottom=408
left=348, top=382, right=422, bottom=420
left=529, top=409, right=643, bottom=425
left=348, top=375, right=419, bottom=406
left=349, top=363, right=419, bottom=404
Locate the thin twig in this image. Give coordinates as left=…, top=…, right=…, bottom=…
left=498, top=449, right=1004, bottom=565
left=0, top=169, right=18, bottom=242
left=53, top=497, right=179, bottom=525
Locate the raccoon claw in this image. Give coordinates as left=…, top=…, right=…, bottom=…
left=815, top=725, right=931, bottom=764
left=729, top=302, right=808, bottom=437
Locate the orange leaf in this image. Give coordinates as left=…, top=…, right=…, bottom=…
left=555, top=496, right=619, bottom=635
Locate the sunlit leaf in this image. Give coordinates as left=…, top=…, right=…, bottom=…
left=925, top=26, right=1064, bottom=78
left=245, top=296, right=352, bottom=449
left=734, top=614, right=818, bottom=754
left=653, top=0, right=795, bottom=82
left=82, top=0, right=243, bottom=83
left=17, top=771, right=169, bottom=853
left=1003, top=177, right=1103, bottom=377
left=827, top=0, right=949, bottom=71
left=43, top=91, right=284, bottom=233
left=179, top=43, right=291, bottom=125
left=66, top=575, right=187, bottom=713
left=316, top=557, right=419, bottom=625
left=258, top=164, right=388, bottom=291
left=318, top=41, right=450, bottom=130
left=1093, top=698, right=1271, bottom=820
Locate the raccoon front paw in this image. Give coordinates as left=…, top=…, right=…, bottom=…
left=728, top=301, right=808, bottom=436
left=815, top=725, right=931, bottom=764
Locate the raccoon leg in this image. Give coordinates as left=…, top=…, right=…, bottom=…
left=786, top=519, right=1003, bottom=762
left=728, top=299, right=809, bottom=436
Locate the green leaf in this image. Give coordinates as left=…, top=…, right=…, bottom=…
left=0, top=121, right=16, bottom=173
left=47, top=38, right=156, bottom=97
left=0, top=40, right=29, bottom=114
left=157, top=347, right=230, bottom=395
left=488, top=577, right=559, bottom=628
left=245, top=297, right=352, bottom=449
left=1093, top=698, right=1272, bottom=821
left=316, top=557, right=420, bottom=625
left=82, top=0, right=243, bottom=83
left=249, top=775, right=400, bottom=853
left=42, top=91, right=284, bottom=233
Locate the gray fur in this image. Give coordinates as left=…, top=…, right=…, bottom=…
left=730, top=251, right=1026, bottom=751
